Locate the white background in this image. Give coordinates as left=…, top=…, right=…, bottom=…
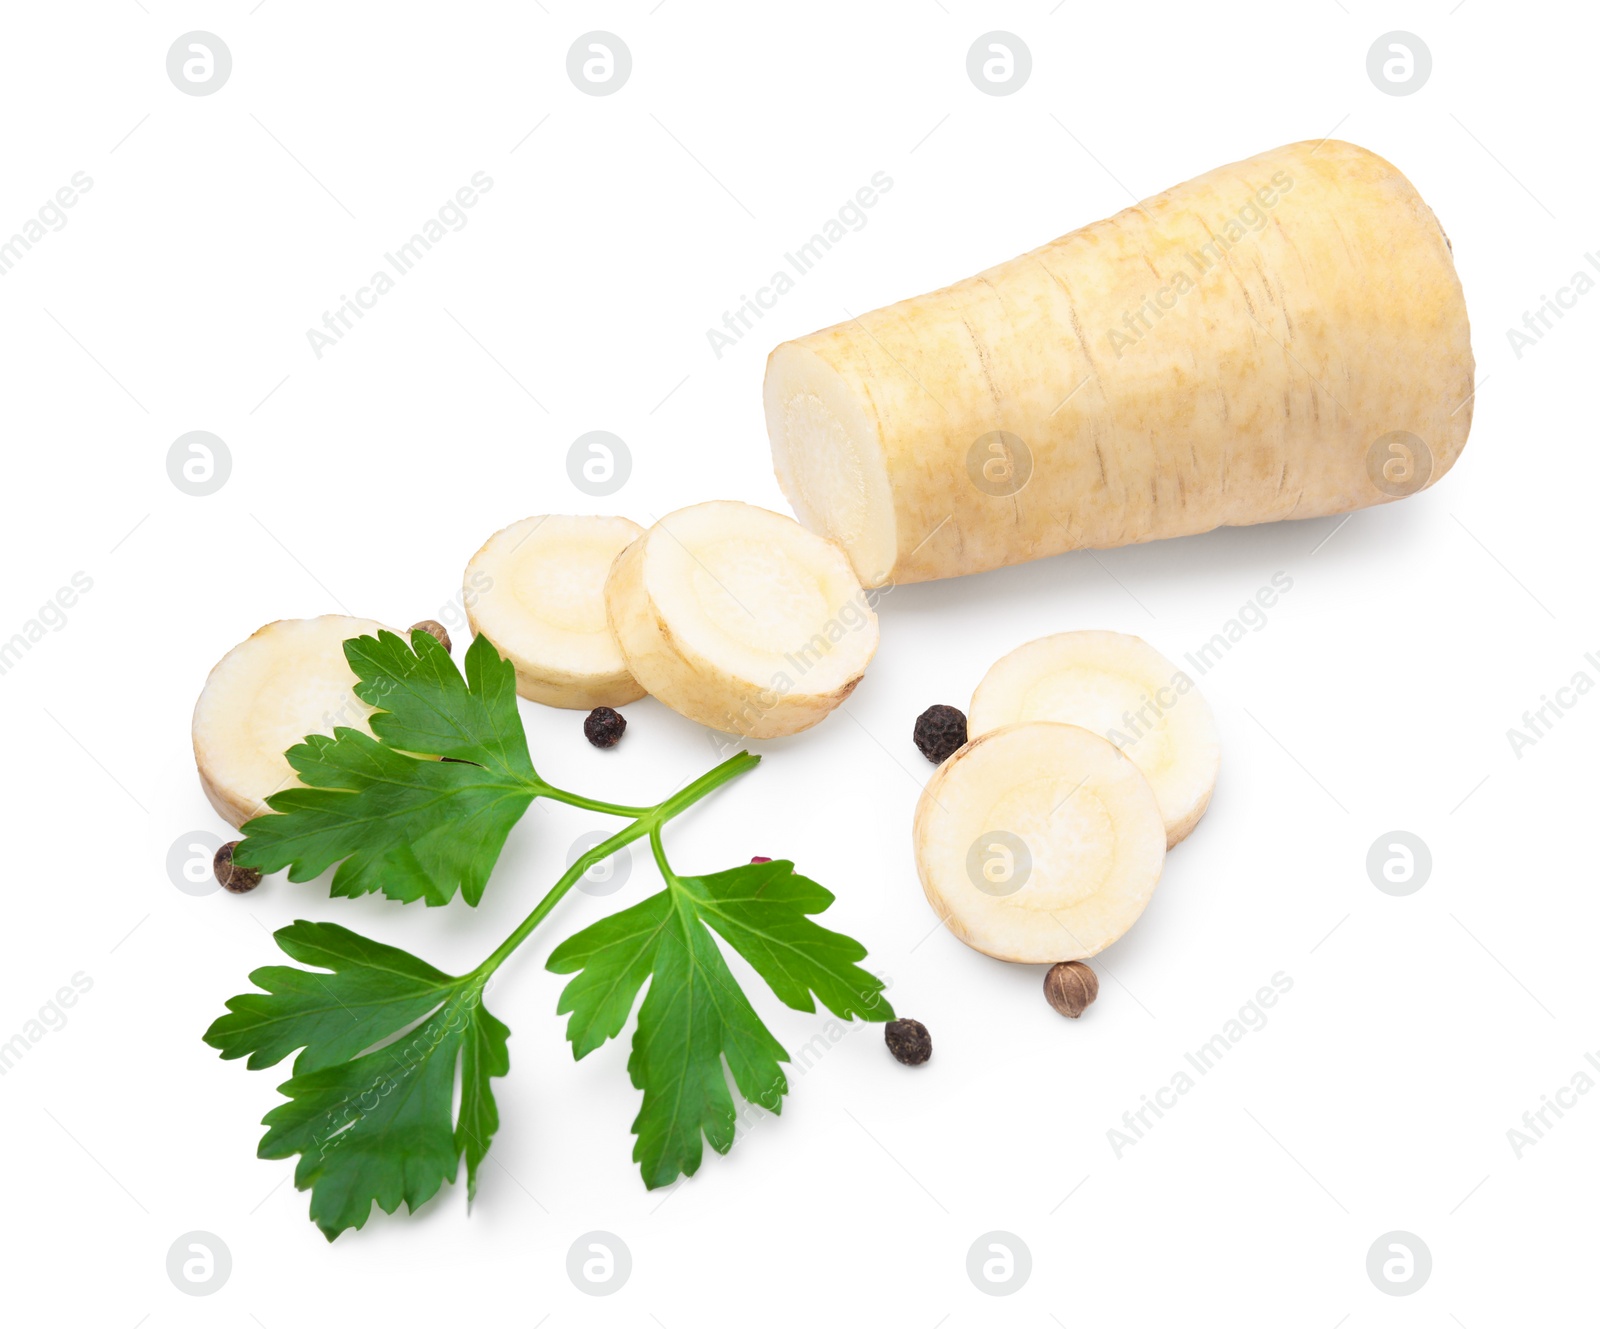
left=0, top=2, right=1591, bottom=1324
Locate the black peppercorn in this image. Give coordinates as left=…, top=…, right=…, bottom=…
left=410, top=619, right=452, bottom=653
left=584, top=706, right=627, bottom=748
left=214, top=841, right=262, bottom=894
left=913, top=704, right=967, bottom=763
left=884, top=1018, right=932, bottom=1066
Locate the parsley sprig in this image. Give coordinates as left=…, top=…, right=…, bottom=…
left=204, top=629, right=892, bottom=1239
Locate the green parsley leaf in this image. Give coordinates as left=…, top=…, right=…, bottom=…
left=547, top=857, right=893, bottom=1188
left=205, top=708, right=898, bottom=1239
left=232, top=630, right=542, bottom=907
left=349, top=629, right=533, bottom=775
left=203, top=918, right=458, bottom=1073
left=203, top=920, right=509, bottom=1241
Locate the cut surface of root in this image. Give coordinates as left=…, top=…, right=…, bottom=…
left=192, top=615, right=387, bottom=829
left=969, top=631, right=1219, bottom=847
left=765, top=342, right=898, bottom=589
left=605, top=500, right=878, bottom=737
left=914, top=722, right=1166, bottom=963
left=465, top=514, right=645, bottom=709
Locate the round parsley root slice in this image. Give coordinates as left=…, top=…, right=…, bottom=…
left=465, top=514, right=646, bottom=709
left=969, top=632, right=1220, bottom=848
left=604, top=500, right=878, bottom=737
left=192, top=615, right=388, bottom=829
left=914, top=722, right=1166, bottom=963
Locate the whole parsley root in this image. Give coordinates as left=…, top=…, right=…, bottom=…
left=913, top=705, right=967, bottom=763
left=764, top=140, right=1472, bottom=588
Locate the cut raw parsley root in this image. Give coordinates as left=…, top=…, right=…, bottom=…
left=969, top=631, right=1220, bottom=848
left=465, top=513, right=646, bottom=709
left=204, top=628, right=892, bottom=1239
left=192, top=615, right=388, bottom=828
left=914, top=721, right=1166, bottom=963
left=765, top=140, right=1473, bottom=587
left=605, top=500, right=879, bottom=737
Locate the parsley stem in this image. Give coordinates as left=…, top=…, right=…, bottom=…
left=473, top=750, right=760, bottom=979
left=536, top=785, right=654, bottom=819
left=474, top=818, right=651, bottom=978
left=649, top=749, right=761, bottom=824
left=647, top=824, right=679, bottom=888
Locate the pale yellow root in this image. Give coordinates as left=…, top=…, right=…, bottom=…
left=914, top=722, right=1167, bottom=963
left=465, top=514, right=645, bottom=709
left=968, top=631, right=1220, bottom=849
left=192, top=615, right=388, bottom=828
left=765, top=139, right=1474, bottom=586
left=604, top=500, right=878, bottom=738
